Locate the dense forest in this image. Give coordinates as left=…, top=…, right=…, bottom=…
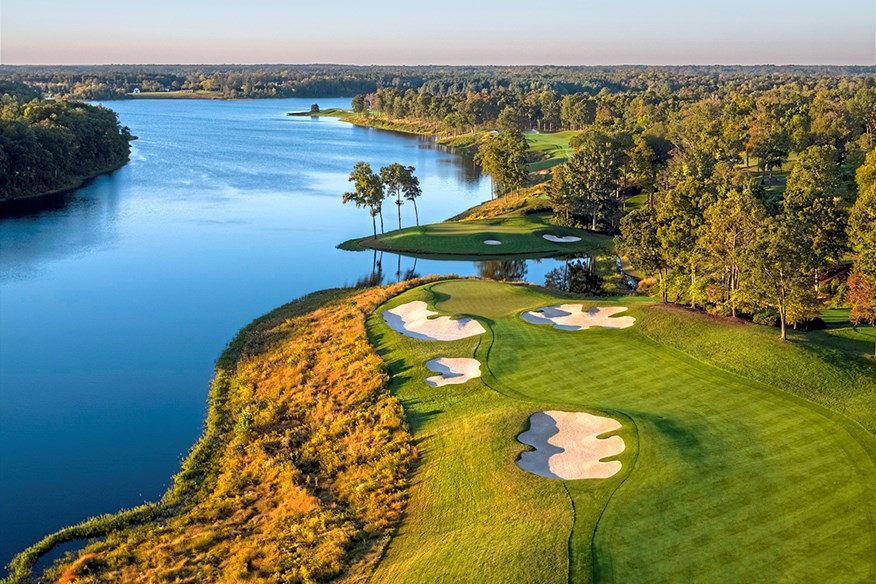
left=337, top=71, right=875, bottom=341
left=0, top=81, right=131, bottom=203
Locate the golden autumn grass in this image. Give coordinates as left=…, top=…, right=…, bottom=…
left=21, top=281, right=439, bottom=584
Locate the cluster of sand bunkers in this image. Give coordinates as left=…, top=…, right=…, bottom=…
left=481, top=233, right=583, bottom=246
left=383, top=300, right=635, bottom=480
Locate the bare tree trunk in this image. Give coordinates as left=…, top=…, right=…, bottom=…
left=730, top=267, right=738, bottom=318
left=379, top=211, right=384, bottom=234
left=690, top=268, right=696, bottom=309
left=371, top=214, right=377, bottom=239
left=396, top=191, right=402, bottom=231
left=413, top=200, right=419, bottom=226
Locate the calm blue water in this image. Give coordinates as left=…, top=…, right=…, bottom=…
left=0, top=98, right=563, bottom=566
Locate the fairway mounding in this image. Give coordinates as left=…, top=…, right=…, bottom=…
left=424, top=358, right=482, bottom=387
left=517, top=411, right=624, bottom=480
left=543, top=234, right=582, bottom=243
left=522, top=305, right=635, bottom=331
left=383, top=300, right=486, bottom=341
left=483, top=239, right=502, bottom=245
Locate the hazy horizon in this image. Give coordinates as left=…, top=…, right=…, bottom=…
left=2, top=0, right=874, bottom=66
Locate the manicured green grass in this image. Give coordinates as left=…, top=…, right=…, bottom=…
left=623, top=193, right=647, bottom=211
left=368, top=279, right=876, bottom=583
left=526, top=131, right=578, bottom=171
left=822, top=307, right=853, bottom=325
left=341, top=214, right=613, bottom=261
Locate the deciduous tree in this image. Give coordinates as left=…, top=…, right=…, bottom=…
left=342, top=162, right=384, bottom=238
left=741, top=217, right=817, bottom=340
left=783, top=145, right=849, bottom=286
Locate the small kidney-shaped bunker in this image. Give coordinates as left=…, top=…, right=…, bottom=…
left=517, top=410, right=625, bottom=480
left=424, top=357, right=481, bottom=387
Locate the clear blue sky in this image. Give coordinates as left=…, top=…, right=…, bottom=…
left=1, top=0, right=874, bottom=65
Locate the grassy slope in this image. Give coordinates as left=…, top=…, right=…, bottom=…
left=341, top=214, right=611, bottom=260
left=369, top=279, right=876, bottom=583
left=526, top=131, right=577, bottom=172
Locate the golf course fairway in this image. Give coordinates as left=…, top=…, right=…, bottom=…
left=367, top=279, right=876, bottom=583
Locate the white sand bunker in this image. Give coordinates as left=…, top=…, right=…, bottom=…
left=484, top=239, right=502, bottom=245
left=522, top=304, right=635, bottom=331
left=517, top=410, right=624, bottom=480
left=543, top=234, right=582, bottom=243
left=383, top=301, right=486, bottom=341
left=424, top=358, right=481, bottom=387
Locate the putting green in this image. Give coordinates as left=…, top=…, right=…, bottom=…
left=341, top=214, right=613, bottom=260
left=367, top=279, right=876, bottom=583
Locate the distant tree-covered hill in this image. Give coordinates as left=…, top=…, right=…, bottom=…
left=0, top=81, right=131, bottom=203
left=0, top=64, right=873, bottom=101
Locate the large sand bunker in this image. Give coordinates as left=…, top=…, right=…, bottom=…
left=517, top=410, right=624, bottom=480
left=521, top=304, right=635, bottom=330
left=383, top=301, right=486, bottom=341
left=543, top=234, right=582, bottom=243
left=424, top=358, right=481, bottom=387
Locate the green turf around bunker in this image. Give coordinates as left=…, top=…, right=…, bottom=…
left=367, top=279, right=876, bottom=583
left=340, top=214, right=613, bottom=260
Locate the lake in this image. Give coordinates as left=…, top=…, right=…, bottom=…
left=0, top=97, right=565, bottom=566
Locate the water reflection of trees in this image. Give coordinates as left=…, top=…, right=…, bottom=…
left=355, top=252, right=420, bottom=287
left=477, top=259, right=527, bottom=281
left=544, top=255, right=605, bottom=295
left=421, top=138, right=482, bottom=185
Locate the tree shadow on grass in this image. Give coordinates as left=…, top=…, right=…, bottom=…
left=626, top=410, right=711, bottom=464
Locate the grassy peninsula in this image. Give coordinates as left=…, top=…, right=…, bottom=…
left=339, top=214, right=610, bottom=259
left=7, top=276, right=874, bottom=582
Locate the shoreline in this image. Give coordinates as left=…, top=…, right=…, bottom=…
left=0, top=159, right=130, bottom=217
left=289, top=107, right=482, bottom=153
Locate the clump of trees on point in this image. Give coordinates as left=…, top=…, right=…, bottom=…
left=343, top=162, right=421, bottom=237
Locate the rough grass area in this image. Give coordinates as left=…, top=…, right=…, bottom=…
left=449, top=184, right=552, bottom=220
left=369, top=279, right=876, bottom=583
left=340, top=214, right=611, bottom=261
left=13, top=282, right=436, bottom=584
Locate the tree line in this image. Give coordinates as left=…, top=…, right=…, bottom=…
left=342, top=162, right=422, bottom=237
left=3, top=64, right=873, bottom=101
left=617, top=147, right=874, bottom=342
left=346, top=73, right=876, bottom=346
left=0, top=81, right=131, bottom=202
